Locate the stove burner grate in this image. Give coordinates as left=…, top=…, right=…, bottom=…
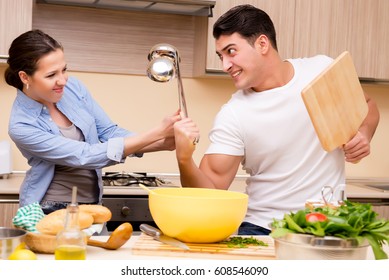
left=102, top=172, right=169, bottom=187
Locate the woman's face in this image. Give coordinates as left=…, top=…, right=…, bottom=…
left=25, top=49, right=68, bottom=106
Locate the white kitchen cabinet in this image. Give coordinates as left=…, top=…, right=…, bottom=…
left=206, top=0, right=296, bottom=73
left=293, top=0, right=389, bottom=80
left=0, top=0, right=33, bottom=63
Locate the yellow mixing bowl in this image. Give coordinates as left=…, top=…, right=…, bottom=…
left=148, top=187, right=248, bottom=243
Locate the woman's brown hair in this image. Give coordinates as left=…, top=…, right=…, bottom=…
left=4, top=29, right=63, bottom=91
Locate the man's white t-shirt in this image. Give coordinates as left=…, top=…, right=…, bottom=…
left=206, top=55, right=345, bottom=229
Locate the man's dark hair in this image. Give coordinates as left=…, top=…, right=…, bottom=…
left=213, top=4, right=278, bottom=51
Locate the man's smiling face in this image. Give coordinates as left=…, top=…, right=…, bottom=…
left=215, top=33, right=264, bottom=91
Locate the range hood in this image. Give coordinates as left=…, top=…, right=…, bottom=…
left=36, top=0, right=215, bottom=17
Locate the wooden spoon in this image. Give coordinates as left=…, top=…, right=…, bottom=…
left=87, top=222, right=133, bottom=250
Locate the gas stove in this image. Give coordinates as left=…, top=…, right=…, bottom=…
left=101, top=172, right=180, bottom=232
left=102, top=172, right=173, bottom=188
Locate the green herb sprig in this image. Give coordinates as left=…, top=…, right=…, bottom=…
left=220, top=236, right=268, bottom=248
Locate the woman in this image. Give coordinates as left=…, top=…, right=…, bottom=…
left=5, top=29, right=182, bottom=214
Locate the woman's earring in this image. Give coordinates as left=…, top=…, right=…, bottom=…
left=26, top=84, right=29, bottom=90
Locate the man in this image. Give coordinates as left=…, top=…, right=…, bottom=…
left=174, top=4, right=379, bottom=235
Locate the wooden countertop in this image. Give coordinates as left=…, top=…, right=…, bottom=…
left=34, top=234, right=388, bottom=260
left=1, top=173, right=389, bottom=199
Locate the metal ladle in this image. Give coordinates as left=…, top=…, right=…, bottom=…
left=147, top=43, right=188, bottom=118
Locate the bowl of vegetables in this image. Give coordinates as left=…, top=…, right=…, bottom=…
left=270, top=201, right=389, bottom=260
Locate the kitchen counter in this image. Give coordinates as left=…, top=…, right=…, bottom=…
left=2, top=173, right=389, bottom=261
left=34, top=234, right=388, bottom=260
left=2, top=173, right=389, bottom=199
left=36, top=235, right=179, bottom=260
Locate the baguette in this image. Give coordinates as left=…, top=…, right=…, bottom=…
left=79, top=204, right=112, bottom=223
left=36, top=208, right=94, bottom=235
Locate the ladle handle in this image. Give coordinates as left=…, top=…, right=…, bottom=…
left=176, top=62, right=188, bottom=118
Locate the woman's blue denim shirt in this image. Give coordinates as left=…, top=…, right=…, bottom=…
left=8, top=76, right=137, bottom=206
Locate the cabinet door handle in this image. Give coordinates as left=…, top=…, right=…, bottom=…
left=0, top=199, right=19, bottom=203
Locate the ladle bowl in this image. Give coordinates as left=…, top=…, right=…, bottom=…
left=147, top=56, right=175, bottom=82
left=148, top=43, right=177, bottom=61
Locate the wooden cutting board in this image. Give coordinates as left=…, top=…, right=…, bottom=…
left=132, top=234, right=276, bottom=259
left=301, top=51, right=368, bottom=152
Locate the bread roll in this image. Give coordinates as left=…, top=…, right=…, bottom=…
left=79, top=204, right=112, bottom=223
left=36, top=209, right=94, bottom=235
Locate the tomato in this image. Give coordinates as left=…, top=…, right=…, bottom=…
left=306, top=212, right=327, bottom=222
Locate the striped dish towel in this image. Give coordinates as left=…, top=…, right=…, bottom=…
left=12, top=202, right=45, bottom=233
